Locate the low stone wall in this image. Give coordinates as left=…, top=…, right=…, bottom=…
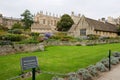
left=44, top=39, right=120, bottom=46
left=0, top=43, right=44, bottom=55
left=0, top=39, right=120, bottom=55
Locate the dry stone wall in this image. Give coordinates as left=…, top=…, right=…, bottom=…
left=0, top=43, right=44, bottom=55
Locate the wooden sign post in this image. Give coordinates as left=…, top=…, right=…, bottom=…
left=21, top=56, right=39, bottom=80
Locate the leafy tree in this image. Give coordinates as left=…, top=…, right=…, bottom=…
left=57, top=14, right=74, bottom=31
left=21, top=9, right=33, bottom=29
left=12, top=22, right=22, bottom=29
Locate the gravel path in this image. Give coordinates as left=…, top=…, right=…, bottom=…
left=97, top=64, right=120, bottom=80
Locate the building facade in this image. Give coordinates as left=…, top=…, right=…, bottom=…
left=31, top=11, right=60, bottom=34
left=68, top=15, right=118, bottom=38
left=31, top=11, right=119, bottom=37
left=0, top=13, right=21, bottom=29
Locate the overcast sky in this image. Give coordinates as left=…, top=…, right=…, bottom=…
left=0, top=0, right=120, bottom=19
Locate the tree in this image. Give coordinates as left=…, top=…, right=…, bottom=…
left=12, top=22, right=22, bottom=29
left=57, top=14, right=74, bottom=31
left=21, top=9, right=33, bottom=29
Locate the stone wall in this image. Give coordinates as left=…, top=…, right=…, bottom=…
left=44, top=39, right=120, bottom=46
left=0, top=43, right=44, bottom=55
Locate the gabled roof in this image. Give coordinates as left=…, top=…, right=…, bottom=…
left=69, top=15, right=118, bottom=33
left=86, top=17, right=118, bottom=32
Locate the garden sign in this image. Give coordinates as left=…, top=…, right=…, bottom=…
left=21, top=56, right=39, bottom=80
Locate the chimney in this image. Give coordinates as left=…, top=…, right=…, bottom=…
left=78, top=13, right=81, bottom=17
left=101, top=18, right=106, bottom=23
left=71, top=11, right=74, bottom=16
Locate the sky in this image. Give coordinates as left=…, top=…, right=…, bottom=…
left=0, top=0, right=120, bottom=19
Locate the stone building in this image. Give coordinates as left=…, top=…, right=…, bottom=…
left=0, top=13, right=21, bottom=29
left=68, top=15, right=118, bottom=38
left=31, top=11, right=60, bottom=34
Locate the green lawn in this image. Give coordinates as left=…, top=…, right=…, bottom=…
left=0, top=43, right=120, bottom=80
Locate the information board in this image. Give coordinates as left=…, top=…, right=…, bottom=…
left=21, top=56, right=38, bottom=71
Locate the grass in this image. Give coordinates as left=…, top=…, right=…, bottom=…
left=0, top=43, right=120, bottom=80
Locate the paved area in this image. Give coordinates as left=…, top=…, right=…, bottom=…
left=97, top=64, right=120, bottom=80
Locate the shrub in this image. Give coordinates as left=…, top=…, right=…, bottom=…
left=37, top=36, right=44, bottom=42
left=45, top=33, right=52, bottom=38
left=77, top=69, right=92, bottom=80
left=52, top=76, right=64, bottom=80
left=112, top=52, right=120, bottom=57
left=30, top=32, right=39, bottom=37
left=87, top=34, right=99, bottom=40
left=111, top=56, right=119, bottom=65
left=50, top=35, right=61, bottom=40
left=8, top=29, right=23, bottom=34
left=100, top=58, right=109, bottom=68
left=0, top=34, right=27, bottom=41
left=95, top=62, right=108, bottom=72
left=18, top=37, right=39, bottom=44
left=0, top=40, right=13, bottom=45
left=60, top=36, right=74, bottom=41
left=99, top=36, right=110, bottom=40
left=87, top=65, right=98, bottom=77
left=12, top=23, right=23, bottom=29
left=67, top=72, right=79, bottom=80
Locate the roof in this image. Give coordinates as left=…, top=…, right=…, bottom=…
left=31, top=23, right=52, bottom=30
left=69, top=15, right=118, bottom=33
left=86, top=17, right=118, bottom=32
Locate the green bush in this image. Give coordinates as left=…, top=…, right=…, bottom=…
left=87, top=34, right=99, bottom=40
left=0, top=34, right=26, bottom=41
left=12, top=23, right=23, bottom=29
left=18, top=37, right=39, bottom=44
left=50, top=32, right=75, bottom=41
left=60, top=36, right=74, bottom=41
left=30, top=32, right=39, bottom=37
left=8, top=29, right=23, bottom=34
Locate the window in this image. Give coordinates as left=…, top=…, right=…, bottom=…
left=80, top=29, right=86, bottom=36
left=43, top=19, right=45, bottom=24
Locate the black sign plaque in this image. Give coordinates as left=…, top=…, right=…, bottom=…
left=21, top=56, right=38, bottom=71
